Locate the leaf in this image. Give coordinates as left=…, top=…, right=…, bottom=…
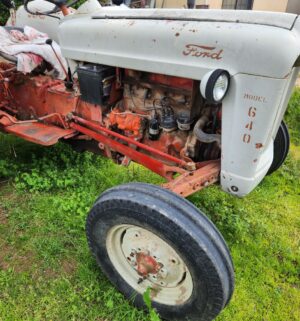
left=143, top=288, right=161, bottom=321
left=143, top=287, right=152, bottom=310
left=106, top=299, right=114, bottom=309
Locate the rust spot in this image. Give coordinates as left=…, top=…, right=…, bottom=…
left=175, top=33, right=180, bottom=37
left=136, top=252, right=161, bottom=276
left=175, top=286, right=187, bottom=305
left=255, top=143, right=263, bottom=149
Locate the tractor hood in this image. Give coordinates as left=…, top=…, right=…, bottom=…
left=91, top=8, right=297, bottom=30
left=58, top=8, right=300, bottom=80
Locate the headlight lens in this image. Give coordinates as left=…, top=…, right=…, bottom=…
left=200, top=69, right=230, bottom=104
left=213, top=73, right=229, bottom=102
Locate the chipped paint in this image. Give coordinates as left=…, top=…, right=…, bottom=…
left=255, top=143, right=263, bottom=149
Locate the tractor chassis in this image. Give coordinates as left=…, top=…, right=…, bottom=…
left=0, top=107, right=220, bottom=198
left=0, top=62, right=220, bottom=198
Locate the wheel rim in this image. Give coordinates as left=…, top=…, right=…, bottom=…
left=106, top=224, right=193, bottom=305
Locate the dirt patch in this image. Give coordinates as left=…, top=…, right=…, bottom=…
left=0, top=242, right=12, bottom=270
left=296, top=77, right=300, bottom=87
left=31, top=258, right=78, bottom=280
left=0, top=243, right=36, bottom=273
left=0, top=206, right=8, bottom=225
left=35, top=267, right=58, bottom=280
left=61, top=258, right=77, bottom=275
left=0, top=235, right=77, bottom=278
left=12, top=251, right=36, bottom=273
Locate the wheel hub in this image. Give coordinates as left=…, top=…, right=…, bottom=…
left=106, top=224, right=194, bottom=305
left=136, top=252, right=162, bottom=277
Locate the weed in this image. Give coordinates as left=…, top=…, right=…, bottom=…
left=143, top=288, right=160, bottom=321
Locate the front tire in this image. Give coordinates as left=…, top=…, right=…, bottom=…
left=267, top=121, right=290, bottom=175
left=86, top=183, right=234, bottom=321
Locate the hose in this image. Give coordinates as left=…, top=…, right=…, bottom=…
left=193, top=115, right=221, bottom=146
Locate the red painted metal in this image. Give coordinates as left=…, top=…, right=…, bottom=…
left=162, top=160, right=220, bottom=197
left=70, top=122, right=186, bottom=180
left=142, top=131, right=188, bottom=161
left=5, top=122, right=76, bottom=146
left=124, top=69, right=194, bottom=92
left=0, top=71, right=102, bottom=126
left=0, top=109, right=69, bottom=128
left=148, top=73, right=194, bottom=91
left=136, top=252, right=161, bottom=277
left=109, top=108, right=142, bottom=137
left=60, top=4, right=71, bottom=16
left=0, top=61, right=220, bottom=197
left=72, top=116, right=188, bottom=168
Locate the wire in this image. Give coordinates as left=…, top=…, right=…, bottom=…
left=110, top=108, right=150, bottom=119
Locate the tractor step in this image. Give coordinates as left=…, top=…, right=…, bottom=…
left=4, top=122, right=76, bottom=146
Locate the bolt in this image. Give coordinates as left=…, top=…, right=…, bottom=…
left=98, top=143, right=105, bottom=150
left=134, top=231, right=141, bottom=238
left=186, top=162, right=196, bottom=171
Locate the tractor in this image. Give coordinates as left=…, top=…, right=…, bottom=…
left=0, top=0, right=299, bottom=320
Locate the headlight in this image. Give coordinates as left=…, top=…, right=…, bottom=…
left=200, top=69, right=230, bottom=104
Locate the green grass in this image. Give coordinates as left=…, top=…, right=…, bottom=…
left=0, top=89, right=299, bottom=321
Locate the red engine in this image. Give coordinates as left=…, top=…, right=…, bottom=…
left=0, top=62, right=221, bottom=168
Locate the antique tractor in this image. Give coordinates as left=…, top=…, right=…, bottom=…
left=0, top=0, right=299, bottom=320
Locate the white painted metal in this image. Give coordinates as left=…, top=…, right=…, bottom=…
left=91, top=8, right=297, bottom=29
left=59, top=13, right=300, bottom=80
left=221, top=74, right=288, bottom=196
left=106, top=224, right=193, bottom=305
left=6, top=0, right=63, bottom=42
